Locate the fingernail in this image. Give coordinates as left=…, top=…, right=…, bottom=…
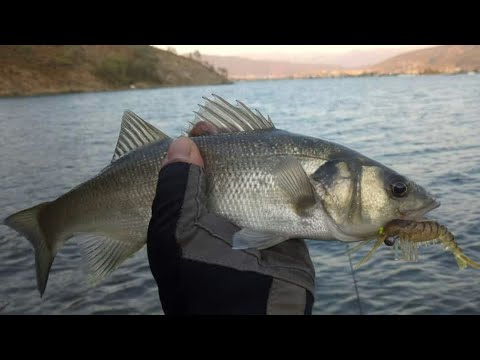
left=168, top=137, right=192, bottom=157
left=163, top=137, right=204, bottom=167
left=164, top=137, right=195, bottom=165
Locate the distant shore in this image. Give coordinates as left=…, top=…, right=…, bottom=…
left=1, top=70, right=477, bottom=99
left=0, top=80, right=234, bottom=99
left=230, top=70, right=479, bottom=82
left=201, top=45, right=480, bottom=82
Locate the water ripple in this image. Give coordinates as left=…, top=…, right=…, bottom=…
left=1, top=75, right=480, bottom=314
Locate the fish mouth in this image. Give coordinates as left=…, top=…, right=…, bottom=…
left=399, top=199, right=441, bottom=220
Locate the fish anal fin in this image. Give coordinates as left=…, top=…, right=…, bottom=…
left=76, top=232, right=144, bottom=286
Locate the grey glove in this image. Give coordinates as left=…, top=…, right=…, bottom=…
left=147, top=138, right=316, bottom=315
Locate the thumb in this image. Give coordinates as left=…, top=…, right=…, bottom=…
left=163, top=137, right=204, bottom=168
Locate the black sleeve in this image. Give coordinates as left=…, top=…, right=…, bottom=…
left=147, top=162, right=314, bottom=315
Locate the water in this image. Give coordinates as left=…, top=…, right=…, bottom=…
left=1, top=74, right=479, bottom=314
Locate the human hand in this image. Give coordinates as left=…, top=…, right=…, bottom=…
left=147, top=136, right=315, bottom=315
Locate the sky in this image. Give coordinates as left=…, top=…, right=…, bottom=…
left=154, top=45, right=436, bottom=63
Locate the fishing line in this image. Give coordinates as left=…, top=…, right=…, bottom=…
left=0, top=302, right=9, bottom=312
left=346, top=244, right=364, bottom=315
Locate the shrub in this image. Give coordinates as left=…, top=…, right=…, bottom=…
left=93, top=47, right=161, bottom=85
left=94, top=56, right=130, bottom=85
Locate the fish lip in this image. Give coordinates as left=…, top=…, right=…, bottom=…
left=400, top=199, right=441, bottom=220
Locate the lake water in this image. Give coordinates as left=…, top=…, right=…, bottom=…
left=1, top=74, right=480, bottom=315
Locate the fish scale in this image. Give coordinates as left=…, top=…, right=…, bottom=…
left=194, top=131, right=328, bottom=235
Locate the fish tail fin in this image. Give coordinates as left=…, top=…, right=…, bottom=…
left=4, top=202, right=56, bottom=297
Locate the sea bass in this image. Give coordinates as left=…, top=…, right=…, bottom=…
left=3, top=94, right=440, bottom=296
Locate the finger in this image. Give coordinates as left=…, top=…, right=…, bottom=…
left=189, top=121, right=219, bottom=137
left=163, top=137, right=204, bottom=168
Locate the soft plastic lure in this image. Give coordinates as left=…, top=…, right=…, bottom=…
left=349, top=219, right=480, bottom=270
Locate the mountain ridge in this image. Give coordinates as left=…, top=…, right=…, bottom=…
left=197, top=46, right=480, bottom=79
left=200, top=55, right=339, bottom=79
left=370, top=45, right=480, bottom=74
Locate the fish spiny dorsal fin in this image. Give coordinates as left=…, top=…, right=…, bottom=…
left=193, top=94, right=276, bottom=134
left=112, top=110, right=170, bottom=162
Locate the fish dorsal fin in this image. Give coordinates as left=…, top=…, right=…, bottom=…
left=112, top=110, right=170, bottom=162
left=193, top=94, right=275, bottom=134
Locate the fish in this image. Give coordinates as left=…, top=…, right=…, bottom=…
left=3, top=94, right=440, bottom=296
left=351, top=219, right=480, bottom=270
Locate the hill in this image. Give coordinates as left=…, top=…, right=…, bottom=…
left=290, top=46, right=436, bottom=69
left=0, top=45, right=230, bottom=97
left=197, top=46, right=480, bottom=79
left=370, top=45, right=480, bottom=74
left=200, top=54, right=339, bottom=79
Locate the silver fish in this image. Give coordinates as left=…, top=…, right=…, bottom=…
left=3, top=94, right=440, bottom=296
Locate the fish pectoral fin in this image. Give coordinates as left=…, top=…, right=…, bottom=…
left=273, top=156, right=317, bottom=215
left=112, top=110, right=170, bottom=162
left=232, top=228, right=290, bottom=250
left=75, top=232, right=144, bottom=286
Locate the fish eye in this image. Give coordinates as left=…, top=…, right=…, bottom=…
left=391, top=182, right=408, bottom=197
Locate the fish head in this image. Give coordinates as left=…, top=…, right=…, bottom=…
left=309, top=157, right=440, bottom=241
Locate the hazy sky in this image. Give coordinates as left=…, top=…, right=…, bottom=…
left=155, top=45, right=435, bottom=60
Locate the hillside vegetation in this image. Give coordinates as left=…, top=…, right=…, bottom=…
left=0, top=45, right=230, bottom=97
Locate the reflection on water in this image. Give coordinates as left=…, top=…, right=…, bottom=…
left=1, top=74, right=480, bottom=314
